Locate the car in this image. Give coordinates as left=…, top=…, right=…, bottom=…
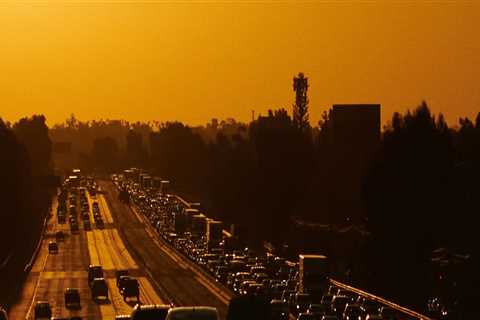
left=120, top=277, right=140, bottom=301
left=48, top=241, right=58, bottom=254
left=115, top=315, right=131, bottom=320
left=296, top=313, right=318, bottom=320
left=88, top=265, right=104, bottom=285
left=64, top=288, right=81, bottom=309
left=55, top=231, right=65, bottom=241
left=308, top=303, right=328, bottom=316
left=34, top=301, right=52, bottom=320
left=91, top=278, right=109, bottom=300
left=58, top=214, right=66, bottom=224
left=130, top=304, right=171, bottom=320
left=165, top=306, right=219, bottom=320
left=83, top=220, right=91, bottom=230
left=343, top=303, right=365, bottom=320
left=294, top=293, right=312, bottom=315
left=378, top=306, right=398, bottom=320
left=270, top=299, right=289, bottom=320
left=320, top=316, right=339, bottom=320
left=331, top=295, right=350, bottom=317
left=96, top=219, right=105, bottom=229
left=116, top=270, right=129, bottom=287
left=70, top=222, right=79, bottom=232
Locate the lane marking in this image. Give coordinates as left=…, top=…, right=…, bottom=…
left=25, top=243, right=50, bottom=320
left=194, top=276, right=230, bottom=305
left=130, top=204, right=232, bottom=305
left=99, top=195, right=114, bottom=224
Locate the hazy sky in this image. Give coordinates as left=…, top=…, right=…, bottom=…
left=1, top=1, right=479, bottom=127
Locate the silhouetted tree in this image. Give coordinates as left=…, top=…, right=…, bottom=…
left=249, top=109, right=314, bottom=244
left=150, top=122, right=208, bottom=198
left=13, top=115, right=52, bottom=176
left=92, top=136, right=120, bottom=173
left=363, top=102, right=454, bottom=310
left=125, top=129, right=146, bottom=168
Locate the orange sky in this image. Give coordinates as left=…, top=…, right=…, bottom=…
left=1, top=1, right=479, bottom=127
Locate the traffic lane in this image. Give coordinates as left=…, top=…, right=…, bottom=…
left=9, top=207, right=103, bottom=319
left=7, top=235, right=49, bottom=319
left=85, top=191, right=165, bottom=317
left=100, top=181, right=229, bottom=319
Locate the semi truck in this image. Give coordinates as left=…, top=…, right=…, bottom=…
left=298, top=254, right=329, bottom=298
left=192, top=214, right=207, bottom=239
left=206, top=220, right=223, bottom=249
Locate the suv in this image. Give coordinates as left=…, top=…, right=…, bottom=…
left=48, top=241, right=58, bottom=254
left=130, top=304, right=171, bottom=320
left=88, top=265, right=104, bottom=286
left=64, top=288, right=81, bottom=309
left=34, top=301, right=52, bottom=320
left=120, top=277, right=140, bottom=301
left=91, top=278, right=109, bottom=300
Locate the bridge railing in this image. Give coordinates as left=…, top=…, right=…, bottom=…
left=329, top=278, right=434, bottom=320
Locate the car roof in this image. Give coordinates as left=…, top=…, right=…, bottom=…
left=167, top=306, right=218, bottom=314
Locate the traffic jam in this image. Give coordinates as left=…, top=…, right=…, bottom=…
left=113, top=169, right=430, bottom=320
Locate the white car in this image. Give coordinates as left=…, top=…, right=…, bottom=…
left=165, top=306, right=219, bottom=320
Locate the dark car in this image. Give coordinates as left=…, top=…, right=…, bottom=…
left=120, top=278, right=140, bottom=301
left=116, top=270, right=129, bottom=287
left=83, top=220, right=91, bottom=230
left=88, top=265, right=104, bottom=285
left=48, top=241, right=58, bottom=254
left=96, top=219, right=105, bottom=229
left=70, top=221, right=79, bottom=232
left=64, top=288, right=81, bottom=309
left=55, top=231, right=65, bottom=241
left=34, top=301, right=52, bottom=320
left=343, top=303, right=365, bottom=320
left=58, top=214, right=66, bottom=224
left=91, top=278, right=109, bottom=300
left=130, top=304, right=171, bottom=320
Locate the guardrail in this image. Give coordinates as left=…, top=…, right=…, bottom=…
left=23, top=214, right=48, bottom=273
left=329, top=278, right=434, bottom=320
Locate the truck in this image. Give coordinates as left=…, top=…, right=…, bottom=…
left=160, top=180, right=170, bottom=195
left=191, top=214, right=207, bottom=239
left=206, top=220, right=223, bottom=248
left=173, top=212, right=187, bottom=234
left=183, top=208, right=200, bottom=231
left=298, top=254, right=329, bottom=298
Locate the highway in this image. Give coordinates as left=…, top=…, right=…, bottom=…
left=9, top=181, right=229, bottom=319
left=8, top=187, right=164, bottom=319
left=99, top=181, right=230, bottom=319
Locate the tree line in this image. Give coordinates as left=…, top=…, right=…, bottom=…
left=0, top=115, right=54, bottom=306
left=49, top=102, right=479, bottom=316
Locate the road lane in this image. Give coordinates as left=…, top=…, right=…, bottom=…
left=10, top=185, right=165, bottom=319
left=100, top=181, right=230, bottom=319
